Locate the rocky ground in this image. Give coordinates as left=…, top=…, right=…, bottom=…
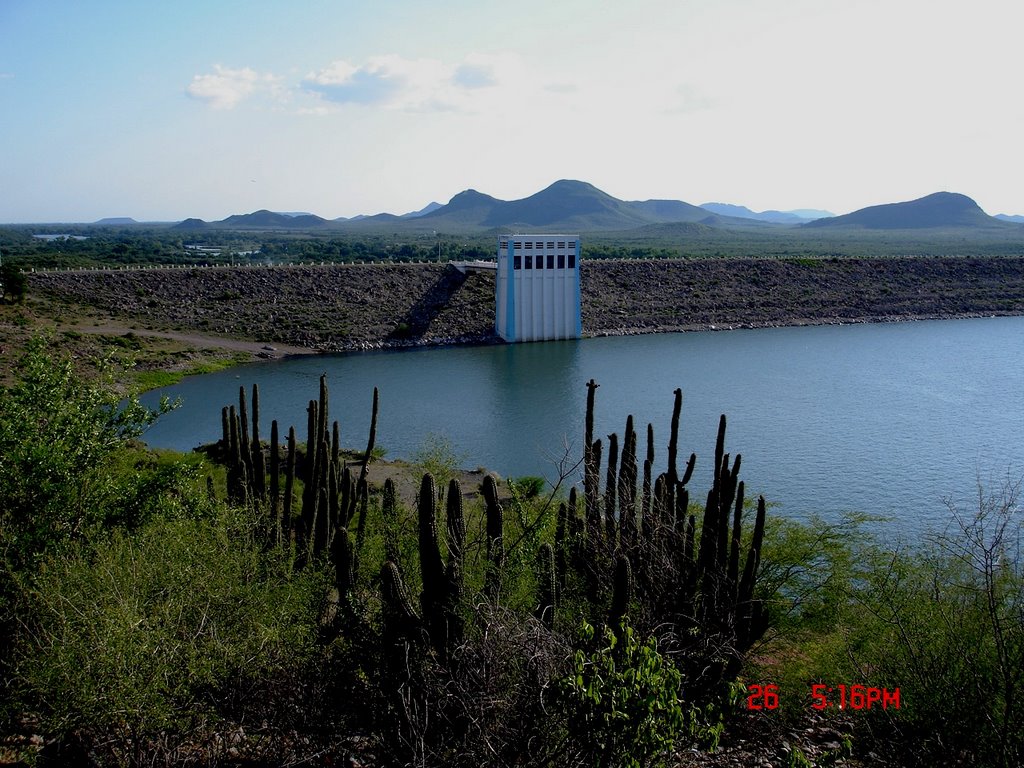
left=27, top=256, right=1024, bottom=361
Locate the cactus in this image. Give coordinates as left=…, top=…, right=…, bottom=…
left=536, top=542, right=556, bottom=629
left=381, top=560, right=421, bottom=633
left=302, top=399, right=318, bottom=518
left=359, top=386, right=379, bottom=486
left=418, top=473, right=448, bottom=654
left=238, top=386, right=252, bottom=479
left=382, top=477, right=400, bottom=565
left=482, top=474, right=504, bottom=600
left=603, top=432, right=619, bottom=543
left=618, top=416, right=638, bottom=552
left=317, top=374, right=329, bottom=455
left=333, top=525, right=353, bottom=603
left=251, top=383, right=266, bottom=499
left=668, top=387, right=682, bottom=485
left=574, top=381, right=770, bottom=695
left=443, top=478, right=466, bottom=650
left=269, top=420, right=281, bottom=539
left=417, top=473, right=465, bottom=658
left=283, top=425, right=296, bottom=547
left=586, top=438, right=603, bottom=546
left=608, top=555, right=633, bottom=630
left=583, top=379, right=600, bottom=543
left=445, top=478, right=465, bottom=571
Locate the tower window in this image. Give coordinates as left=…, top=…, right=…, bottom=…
left=514, top=256, right=521, bottom=270
left=568, top=254, right=576, bottom=269
left=558, top=254, right=565, bottom=269
left=547, top=254, right=554, bottom=269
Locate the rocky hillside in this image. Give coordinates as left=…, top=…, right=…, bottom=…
left=28, top=256, right=1024, bottom=353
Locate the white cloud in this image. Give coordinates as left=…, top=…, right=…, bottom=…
left=303, top=52, right=528, bottom=113
left=186, top=65, right=281, bottom=110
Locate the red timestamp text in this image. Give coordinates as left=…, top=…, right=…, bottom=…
left=746, top=684, right=900, bottom=711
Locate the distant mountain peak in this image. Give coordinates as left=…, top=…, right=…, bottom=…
left=700, top=203, right=831, bottom=223
left=804, top=191, right=1004, bottom=230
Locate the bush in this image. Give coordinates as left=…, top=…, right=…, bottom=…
left=840, top=480, right=1024, bottom=767
left=555, top=621, right=696, bottom=768
left=0, top=336, right=174, bottom=568
left=15, top=505, right=329, bottom=761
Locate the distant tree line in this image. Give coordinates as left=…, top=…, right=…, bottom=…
left=0, top=227, right=498, bottom=270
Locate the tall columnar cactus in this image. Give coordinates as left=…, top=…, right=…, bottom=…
left=617, top=416, right=639, bottom=551
left=418, top=474, right=445, bottom=616
left=554, top=501, right=569, bottom=596
left=221, top=406, right=230, bottom=453
left=283, top=425, right=296, bottom=547
left=586, top=438, right=603, bottom=546
left=302, top=399, right=318, bottom=519
left=536, top=542, right=557, bottom=629
left=736, top=495, right=767, bottom=651
left=359, top=386, right=379, bottom=486
left=380, top=560, right=421, bottom=636
left=445, top=479, right=465, bottom=580
left=603, top=432, right=619, bottom=543
left=668, top=387, right=682, bottom=485
left=417, top=473, right=464, bottom=659
left=237, top=385, right=251, bottom=481
left=608, top=555, right=633, bottom=631
left=333, top=525, right=353, bottom=605
left=381, top=477, right=400, bottom=565
left=250, top=383, right=266, bottom=499
left=443, top=478, right=466, bottom=649
left=482, top=474, right=504, bottom=601
left=583, top=379, right=600, bottom=542
left=317, top=374, right=329, bottom=456
left=270, top=419, right=281, bottom=536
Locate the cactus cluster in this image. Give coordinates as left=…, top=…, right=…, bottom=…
left=219, top=376, right=380, bottom=602
left=219, top=374, right=768, bottom=700
left=553, top=379, right=768, bottom=685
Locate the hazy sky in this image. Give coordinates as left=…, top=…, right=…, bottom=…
left=2, top=0, right=1022, bottom=222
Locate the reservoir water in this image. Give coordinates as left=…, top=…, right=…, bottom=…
left=140, top=316, right=1024, bottom=539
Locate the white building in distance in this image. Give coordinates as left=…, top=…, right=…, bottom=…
left=495, top=234, right=582, bottom=342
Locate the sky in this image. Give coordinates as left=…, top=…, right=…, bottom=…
left=1, top=0, right=1023, bottom=223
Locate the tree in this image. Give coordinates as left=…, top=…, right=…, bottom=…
left=0, top=261, right=26, bottom=302
left=0, top=336, right=174, bottom=567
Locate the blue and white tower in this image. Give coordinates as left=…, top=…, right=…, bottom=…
left=495, top=234, right=582, bottom=342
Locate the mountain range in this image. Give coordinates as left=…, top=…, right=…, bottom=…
left=170, top=181, right=1021, bottom=234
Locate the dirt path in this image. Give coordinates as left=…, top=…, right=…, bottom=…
left=66, top=319, right=319, bottom=357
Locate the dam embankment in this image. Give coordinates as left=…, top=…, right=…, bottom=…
left=30, top=256, right=1024, bottom=351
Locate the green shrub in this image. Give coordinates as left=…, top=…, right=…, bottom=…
left=556, top=620, right=693, bottom=768
left=512, top=475, right=546, bottom=499
left=16, top=505, right=328, bottom=752
left=839, top=482, right=1024, bottom=767
left=0, top=336, right=175, bottom=568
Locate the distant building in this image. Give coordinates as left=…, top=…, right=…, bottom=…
left=495, top=235, right=581, bottom=342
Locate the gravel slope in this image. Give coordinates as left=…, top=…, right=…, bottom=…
left=29, top=256, right=1024, bottom=352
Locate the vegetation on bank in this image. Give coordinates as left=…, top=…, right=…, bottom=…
left=1, top=338, right=1023, bottom=767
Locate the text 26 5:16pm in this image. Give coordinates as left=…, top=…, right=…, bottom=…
left=746, top=684, right=901, bottom=710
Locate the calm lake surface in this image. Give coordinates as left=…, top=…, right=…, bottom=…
left=141, top=316, right=1024, bottom=539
